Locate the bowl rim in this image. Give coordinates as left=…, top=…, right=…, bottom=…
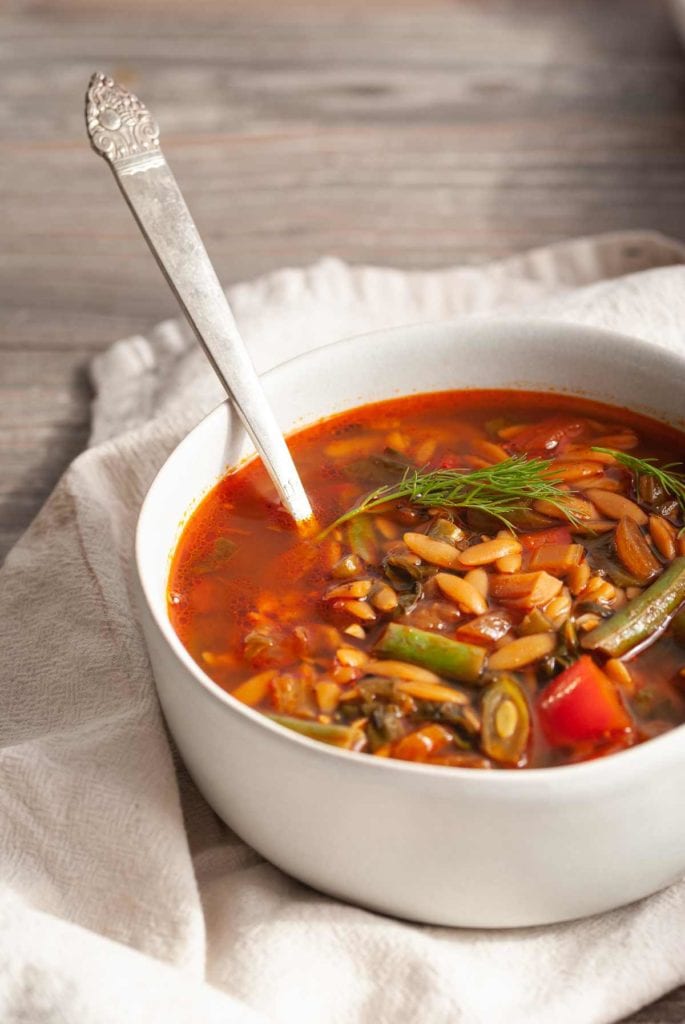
left=135, top=315, right=685, bottom=789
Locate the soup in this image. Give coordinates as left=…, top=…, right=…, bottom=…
left=168, top=390, right=685, bottom=769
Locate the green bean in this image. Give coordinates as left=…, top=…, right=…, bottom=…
left=346, top=515, right=377, bottom=563
left=581, top=556, right=685, bottom=657
left=481, top=675, right=530, bottom=766
left=373, top=622, right=486, bottom=683
left=268, top=715, right=365, bottom=749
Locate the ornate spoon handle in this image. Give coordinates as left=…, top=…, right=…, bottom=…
left=85, top=73, right=313, bottom=525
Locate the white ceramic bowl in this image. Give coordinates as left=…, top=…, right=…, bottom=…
left=135, top=318, right=685, bottom=928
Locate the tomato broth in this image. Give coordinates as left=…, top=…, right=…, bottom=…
left=168, top=390, right=685, bottom=769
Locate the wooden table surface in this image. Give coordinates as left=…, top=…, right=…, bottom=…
left=3, top=0, right=685, bottom=1018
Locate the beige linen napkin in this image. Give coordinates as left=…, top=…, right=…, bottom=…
left=3, top=230, right=685, bottom=1024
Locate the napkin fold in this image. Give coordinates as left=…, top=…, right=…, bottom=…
left=3, top=230, right=685, bottom=1024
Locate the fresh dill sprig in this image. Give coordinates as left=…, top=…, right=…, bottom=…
left=320, top=454, right=578, bottom=536
left=592, top=447, right=685, bottom=513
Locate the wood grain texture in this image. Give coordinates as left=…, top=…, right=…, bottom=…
left=2, top=2, right=685, bottom=1017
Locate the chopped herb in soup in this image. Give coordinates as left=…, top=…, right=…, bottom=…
left=168, top=390, right=685, bottom=769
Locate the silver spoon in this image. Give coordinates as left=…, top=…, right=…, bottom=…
left=84, top=73, right=314, bottom=525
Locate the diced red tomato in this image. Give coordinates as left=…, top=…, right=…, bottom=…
left=437, top=452, right=461, bottom=470
left=519, top=526, right=573, bottom=551
left=538, top=656, right=634, bottom=747
left=508, top=417, right=587, bottom=456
